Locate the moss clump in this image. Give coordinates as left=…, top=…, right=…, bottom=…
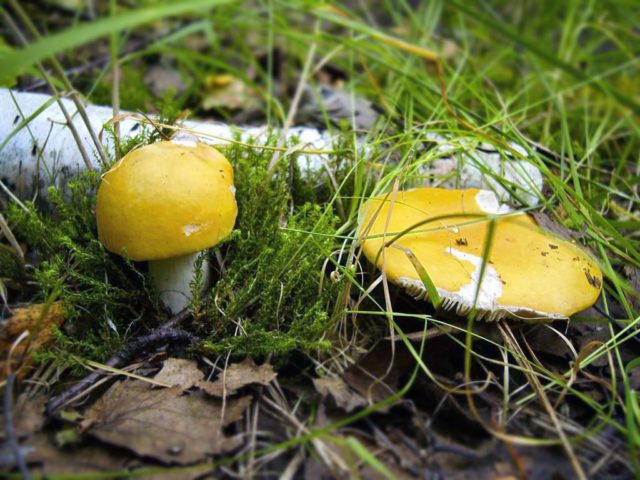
left=0, top=244, right=24, bottom=281
left=5, top=171, right=155, bottom=364
left=198, top=142, right=344, bottom=357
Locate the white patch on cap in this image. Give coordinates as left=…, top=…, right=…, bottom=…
left=445, top=247, right=503, bottom=312
left=228, top=185, right=236, bottom=196
left=171, top=137, right=198, bottom=148
left=474, top=190, right=512, bottom=214
left=183, top=224, right=201, bottom=236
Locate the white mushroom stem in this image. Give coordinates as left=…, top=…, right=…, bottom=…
left=148, top=253, right=210, bottom=315
left=0, top=87, right=543, bottom=205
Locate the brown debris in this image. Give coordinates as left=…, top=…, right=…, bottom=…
left=313, top=377, right=367, bottom=412
left=0, top=302, right=64, bottom=380
left=153, top=358, right=204, bottom=390
left=83, top=379, right=251, bottom=465
left=0, top=393, right=46, bottom=441
left=196, top=358, right=277, bottom=397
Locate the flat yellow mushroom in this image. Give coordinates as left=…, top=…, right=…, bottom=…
left=359, top=188, right=602, bottom=320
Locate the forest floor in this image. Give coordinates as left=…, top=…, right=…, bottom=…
left=1, top=1, right=639, bottom=479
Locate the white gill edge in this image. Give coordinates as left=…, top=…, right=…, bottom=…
left=392, top=190, right=566, bottom=320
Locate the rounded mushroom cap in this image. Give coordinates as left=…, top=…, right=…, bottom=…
left=359, top=188, right=603, bottom=320
left=96, top=141, right=237, bottom=261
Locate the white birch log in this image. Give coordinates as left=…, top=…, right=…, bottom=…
left=0, top=88, right=543, bottom=205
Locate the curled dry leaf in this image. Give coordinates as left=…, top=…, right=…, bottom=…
left=153, top=358, right=204, bottom=390
left=342, top=341, right=414, bottom=407
left=313, top=377, right=367, bottom=412
left=196, top=358, right=276, bottom=397
left=83, top=379, right=251, bottom=465
left=0, top=301, right=64, bottom=380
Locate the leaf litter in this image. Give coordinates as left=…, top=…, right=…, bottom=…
left=196, top=357, right=277, bottom=397
left=83, top=379, right=251, bottom=465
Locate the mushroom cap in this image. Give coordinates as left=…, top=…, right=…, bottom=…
left=96, top=141, right=237, bottom=261
left=359, top=188, right=602, bottom=320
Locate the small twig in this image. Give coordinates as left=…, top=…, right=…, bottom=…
left=110, top=0, right=121, bottom=159
left=47, top=310, right=194, bottom=415
left=593, top=304, right=640, bottom=344
left=429, top=443, right=481, bottom=463
left=4, top=373, right=31, bottom=480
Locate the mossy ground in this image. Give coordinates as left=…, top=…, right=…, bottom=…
left=3, top=131, right=350, bottom=366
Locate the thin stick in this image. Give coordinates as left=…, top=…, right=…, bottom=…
left=265, top=23, right=319, bottom=177
left=46, top=311, right=194, bottom=414
left=110, top=0, right=121, bottom=159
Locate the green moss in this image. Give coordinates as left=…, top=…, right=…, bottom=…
left=5, top=171, right=156, bottom=365
left=0, top=244, right=24, bottom=280
left=198, top=142, right=344, bottom=357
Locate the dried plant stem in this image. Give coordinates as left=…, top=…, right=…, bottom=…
left=265, top=22, right=319, bottom=177
left=47, top=311, right=194, bottom=414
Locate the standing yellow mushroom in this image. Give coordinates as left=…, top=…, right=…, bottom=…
left=96, top=141, right=237, bottom=314
left=359, top=188, right=602, bottom=320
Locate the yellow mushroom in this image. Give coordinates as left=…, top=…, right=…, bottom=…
left=359, top=187, right=602, bottom=320
left=96, top=140, right=237, bottom=314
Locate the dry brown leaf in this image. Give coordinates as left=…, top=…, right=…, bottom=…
left=0, top=393, right=46, bottom=441
left=623, top=265, right=640, bottom=310
left=0, top=302, right=64, bottom=380
left=23, top=433, right=202, bottom=479
left=196, top=358, right=276, bottom=397
left=313, top=377, right=366, bottom=412
left=153, top=358, right=204, bottom=390
left=2, top=301, right=64, bottom=338
left=84, top=379, right=251, bottom=465
left=342, top=341, right=414, bottom=407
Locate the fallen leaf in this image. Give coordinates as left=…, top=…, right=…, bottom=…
left=196, top=358, right=276, bottom=397
left=313, top=377, right=366, bottom=412
left=0, top=302, right=64, bottom=380
left=623, top=265, right=640, bottom=310
left=84, top=379, right=251, bottom=464
left=22, top=433, right=202, bottom=480
left=0, top=393, right=46, bottom=441
left=153, top=358, right=204, bottom=390
left=297, top=85, right=379, bottom=130
left=342, top=341, right=414, bottom=407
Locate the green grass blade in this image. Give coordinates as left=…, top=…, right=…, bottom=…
left=0, top=0, right=232, bottom=84
left=392, top=243, right=442, bottom=309
left=445, top=0, right=640, bottom=115
left=345, top=437, right=396, bottom=480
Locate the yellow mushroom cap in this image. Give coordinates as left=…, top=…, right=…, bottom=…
left=359, top=188, right=602, bottom=320
left=96, top=141, right=237, bottom=261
